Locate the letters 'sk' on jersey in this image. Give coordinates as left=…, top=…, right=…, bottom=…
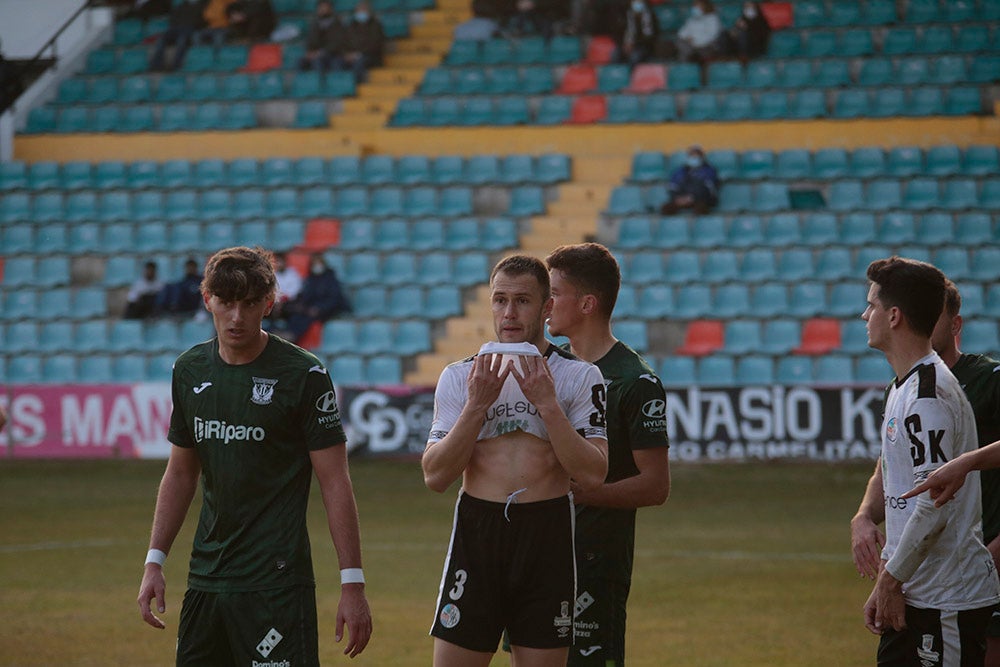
left=168, top=334, right=347, bottom=593
left=429, top=344, right=607, bottom=444
left=881, top=352, right=1000, bottom=610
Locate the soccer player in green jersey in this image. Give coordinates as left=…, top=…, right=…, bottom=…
left=545, top=243, right=671, bottom=666
left=136, top=246, right=372, bottom=664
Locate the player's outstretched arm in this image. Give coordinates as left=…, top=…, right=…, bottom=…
left=137, top=445, right=201, bottom=629
left=311, top=445, right=373, bottom=658
left=851, top=458, right=886, bottom=580
left=901, top=441, right=1000, bottom=506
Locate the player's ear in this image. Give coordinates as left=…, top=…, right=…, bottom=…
left=581, top=294, right=597, bottom=315
left=952, top=314, right=963, bottom=337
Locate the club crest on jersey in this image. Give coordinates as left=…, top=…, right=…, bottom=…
left=251, top=377, right=278, bottom=405
left=886, top=416, right=898, bottom=444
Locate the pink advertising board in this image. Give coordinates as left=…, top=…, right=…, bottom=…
left=1, top=384, right=173, bottom=459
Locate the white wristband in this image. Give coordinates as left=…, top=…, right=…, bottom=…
left=340, top=568, right=365, bottom=585
left=145, top=548, right=167, bottom=567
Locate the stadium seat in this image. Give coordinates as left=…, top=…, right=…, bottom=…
left=676, top=320, right=723, bottom=356
left=568, top=95, right=607, bottom=124
left=366, top=355, right=403, bottom=385
left=673, top=284, right=712, bottom=319
left=775, top=248, right=815, bottom=282
left=795, top=318, right=841, bottom=355
left=659, top=356, right=696, bottom=387
left=960, top=321, right=1000, bottom=353
left=627, top=63, right=667, bottom=93
left=914, top=212, right=954, bottom=245
left=636, top=284, right=675, bottom=319
left=697, top=356, right=736, bottom=386
left=721, top=320, right=762, bottom=356
left=954, top=213, right=993, bottom=245
left=558, top=64, right=597, bottom=94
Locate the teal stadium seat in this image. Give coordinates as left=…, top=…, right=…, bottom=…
left=697, top=356, right=736, bottom=386
left=736, top=356, right=775, bottom=386
left=775, top=356, right=814, bottom=385
left=659, top=356, right=696, bottom=387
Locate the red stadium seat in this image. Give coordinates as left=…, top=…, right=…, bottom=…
left=568, top=95, right=607, bottom=124
left=557, top=64, right=598, bottom=94
left=627, top=63, right=667, bottom=93
left=585, top=36, right=617, bottom=65
left=302, top=218, right=341, bottom=251
left=243, top=43, right=282, bottom=72
left=676, top=320, right=724, bottom=356
left=762, top=2, right=794, bottom=29
left=795, top=318, right=842, bottom=355
left=297, top=320, right=323, bottom=350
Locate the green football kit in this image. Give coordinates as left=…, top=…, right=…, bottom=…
left=570, top=341, right=669, bottom=666
left=951, top=353, right=1000, bottom=639
left=167, top=333, right=347, bottom=665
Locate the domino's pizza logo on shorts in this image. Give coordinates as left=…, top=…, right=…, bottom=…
left=439, top=603, right=461, bottom=629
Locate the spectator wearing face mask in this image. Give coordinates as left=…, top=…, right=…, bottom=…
left=673, top=0, right=724, bottom=63
left=278, top=254, right=352, bottom=345
left=725, top=0, right=770, bottom=62
left=660, top=146, right=720, bottom=215
left=617, top=0, right=659, bottom=66
left=335, top=0, right=385, bottom=84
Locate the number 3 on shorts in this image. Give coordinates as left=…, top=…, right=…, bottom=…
left=449, top=569, right=467, bottom=601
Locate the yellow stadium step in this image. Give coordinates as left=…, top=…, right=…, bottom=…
left=392, top=38, right=452, bottom=55
left=354, top=82, right=416, bottom=100
left=384, top=52, right=442, bottom=69
left=330, top=113, right=390, bottom=131
left=409, top=22, right=456, bottom=39
left=368, top=68, right=426, bottom=86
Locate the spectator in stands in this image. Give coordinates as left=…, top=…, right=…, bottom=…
left=724, top=1, right=770, bottom=62
left=582, top=0, right=626, bottom=42
left=279, top=254, right=351, bottom=344
left=158, top=258, right=204, bottom=317
left=124, top=261, right=165, bottom=320
left=198, top=0, right=236, bottom=47
left=616, top=0, right=659, bottom=67
left=672, top=0, right=724, bottom=63
left=267, top=252, right=305, bottom=323
left=298, top=1, right=344, bottom=71
left=660, top=145, right=720, bottom=215
left=225, top=0, right=277, bottom=41
left=453, top=0, right=504, bottom=41
left=149, top=0, right=208, bottom=72
left=335, top=0, right=385, bottom=84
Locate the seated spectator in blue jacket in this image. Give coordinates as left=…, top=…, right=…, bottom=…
left=660, top=145, right=720, bottom=214
left=280, top=254, right=352, bottom=344
left=124, top=260, right=164, bottom=319
left=158, top=258, right=204, bottom=316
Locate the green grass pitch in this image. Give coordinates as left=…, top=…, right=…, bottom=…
left=0, top=458, right=880, bottom=666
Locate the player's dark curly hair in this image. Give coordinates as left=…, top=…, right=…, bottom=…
left=491, top=254, right=551, bottom=298
left=201, top=246, right=277, bottom=303
left=545, top=243, right=620, bottom=319
left=866, top=256, right=945, bottom=338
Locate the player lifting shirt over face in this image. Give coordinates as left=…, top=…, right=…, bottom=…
left=421, top=254, right=609, bottom=667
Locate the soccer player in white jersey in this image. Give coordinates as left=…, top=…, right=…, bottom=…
left=422, top=254, right=609, bottom=667
left=861, top=256, right=1000, bottom=666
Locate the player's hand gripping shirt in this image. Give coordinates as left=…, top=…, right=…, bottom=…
left=881, top=352, right=1000, bottom=610
left=168, top=334, right=347, bottom=592
left=428, top=343, right=607, bottom=445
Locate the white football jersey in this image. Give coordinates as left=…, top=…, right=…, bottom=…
left=428, top=344, right=608, bottom=445
left=882, top=352, right=1000, bottom=610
